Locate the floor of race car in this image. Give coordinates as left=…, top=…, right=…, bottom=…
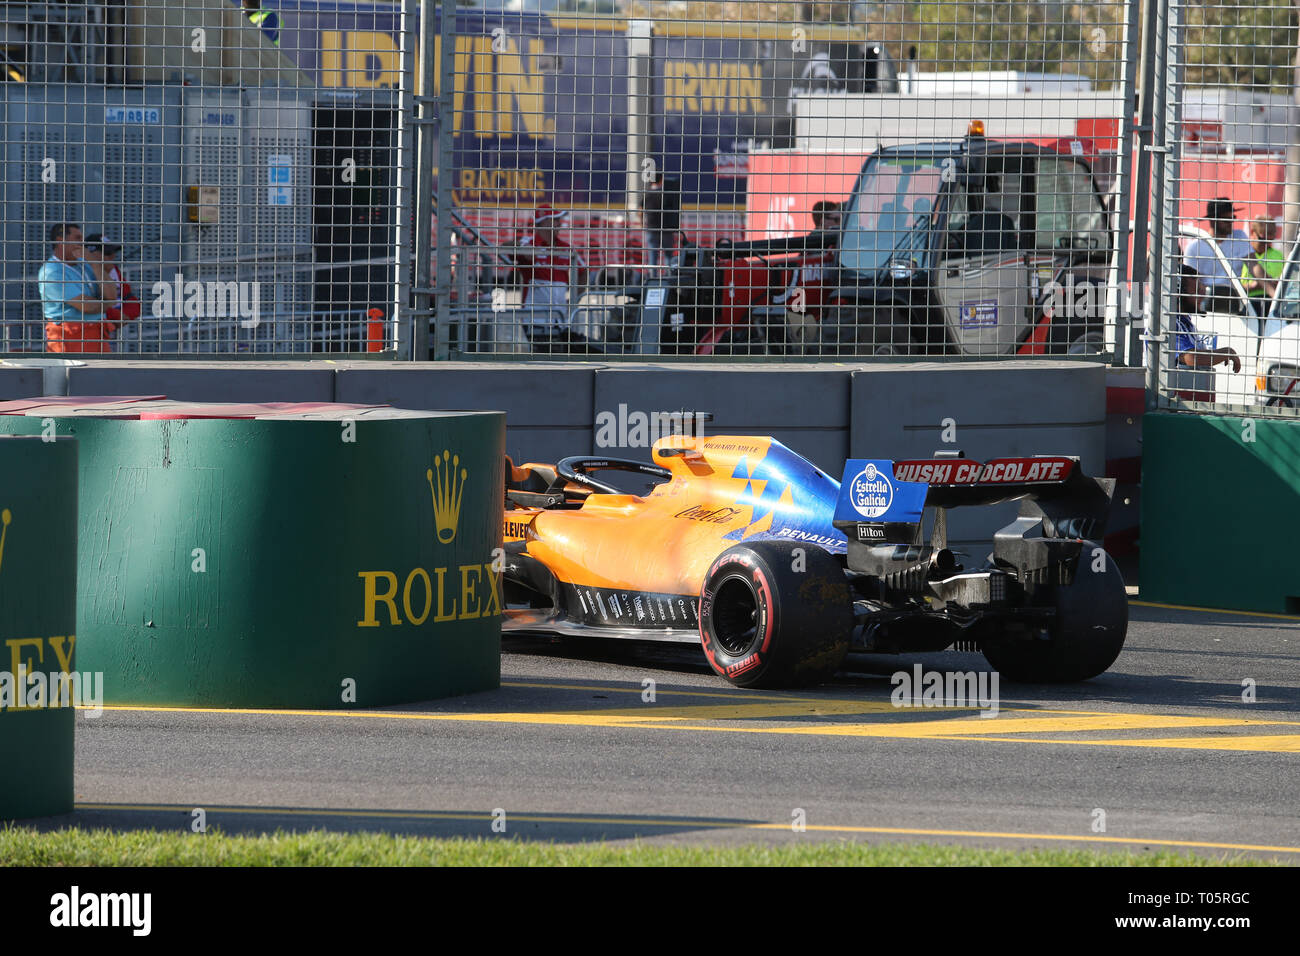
left=38, top=601, right=1300, bottom=861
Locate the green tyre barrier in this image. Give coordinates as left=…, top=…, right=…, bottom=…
left=0, top=436, right=78, bottom=819
left=0, top=411, right=505, bottom=708
left=1141, top=411, right=1300, bottom=614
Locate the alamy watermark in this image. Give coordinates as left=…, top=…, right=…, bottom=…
left=1041, top=277, right=1150, bottom=322
left=50, top=886, right=151, bottom=936
left=594, top=404, right=707, bottom=449
left=151, top=274, right=261, bottom=328
left=0, top=666, right=104, bottom=717
left=891, top=664, right=1000, bottom=718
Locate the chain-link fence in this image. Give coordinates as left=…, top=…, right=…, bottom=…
left=436, top=1, right=1137, bottom=360
left=0, top=0, right=416, bottom=356
left=1149, top=0, right=1300, bottom=418
left=9, top=1, right=1300, bottom=375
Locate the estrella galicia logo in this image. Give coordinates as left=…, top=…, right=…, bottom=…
left=849, top=463, right=893, bottom=518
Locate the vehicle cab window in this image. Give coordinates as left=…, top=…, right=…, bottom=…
left=1035, top=157, right=1107, bottom=251
left=944, top=179, right=1019, bottom=259
left=840, top=156, right=942, bottom=273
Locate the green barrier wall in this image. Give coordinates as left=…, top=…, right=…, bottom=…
left=0, top=413, right=505, bottom=708
left=0, top=437, right=77, bottom=819
left=1141, top=411, right=1300, bottom=613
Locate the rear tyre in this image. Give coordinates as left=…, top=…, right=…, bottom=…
left=981, top=544, right=1128, bottom=682
left=699, top=541, right=852, bottom=688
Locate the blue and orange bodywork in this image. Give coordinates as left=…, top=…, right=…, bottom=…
left=502, top=434, right=842, bottom=638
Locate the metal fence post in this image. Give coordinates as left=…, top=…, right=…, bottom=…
left=1286, top=0, right=1300, bottom=249
left=412, top=0, right=440, bottom=361
left=1131, top=0, right=1159, bottom=385
left=1145, top=0, right=1175, bottom=410
left=432, top=1, right=457, bottom=361
left=626, top=20, right=653, bottom=222
left=393, top=0, right=418, bottom=360
left=1111, top=0, right=1142, bottom=367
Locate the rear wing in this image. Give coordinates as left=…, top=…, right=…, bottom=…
left=832, top=455, right=1115, bottom=545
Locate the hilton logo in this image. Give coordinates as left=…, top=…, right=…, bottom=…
left=427, top=450, right=468, bottom=544
left=0, top=508, right=9, bottom=576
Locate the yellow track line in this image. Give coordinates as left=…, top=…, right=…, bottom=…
left=87, top=694, right=1300, bottom=728
left=1131, top=599, right=1300, bottom=621
left=502, top=680, right=835, bottom=703
left=85, top=702, right=1300, bottom=753
left=71, top=803, right=1300, bottom=856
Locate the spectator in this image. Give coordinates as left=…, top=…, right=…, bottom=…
left=242, top=0, right=281, bottom=47
left=514, top=204, right=586, bottom=307
left=957, top=176, right=1018, bottom=256
left=642, top=171, right=681, bottom=268
left=84, top=234, right=141, bottom=336
left=1169, top=265, right=1241, bottom=402
left=37, top=223, right=118, bottom=354
left=810, top=199, right=842, bottom=233
left=1185, top=197, right=1251, bottom=314
left=775, top=200, right=842, bottom=343
left=1242, top=216, right=1284, bottom=303
left=511, top=204, right=591, bottom=352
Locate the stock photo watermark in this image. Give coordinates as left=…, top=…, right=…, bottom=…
left=594, top=404, right=708, bottom=449
left=150, top=274, right=261, bottom=329
left=0, top=664, right=103, bottom=717
left=890, top=664, right=1000, bottom=718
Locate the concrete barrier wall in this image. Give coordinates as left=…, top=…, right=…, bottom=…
left=29, top=358, right=1107, bottom=547
left=335, top=363, right=597, bottom=466
left=1105, top=367, right=1144, bottom=558
left=0, top=365, right=43, bottom=399
left=849, top=361, right=1107, bottom=547
left=67, top=361, right=336, bottom=403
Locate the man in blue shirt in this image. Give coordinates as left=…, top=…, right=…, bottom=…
left=37, top=223, right=118, bottom=353
left=1168, top=265, right=1241, bottom=402
left=1184, top=197, right=1252, bottom=315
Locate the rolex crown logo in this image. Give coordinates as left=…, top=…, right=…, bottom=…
left=0, top=508, right=9, bottom=575
left=427, top=451, right=468, bottom=544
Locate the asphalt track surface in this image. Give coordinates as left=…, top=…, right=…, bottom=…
left=28, top=600, right=1300, bottom=859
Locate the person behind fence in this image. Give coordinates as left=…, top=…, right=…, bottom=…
left=1241, top=216, right=1284, bottom=303
left=37, top=223, right=119, bottom=354
left=509, top=204, right=594, bottom=351
left=84, top=234, right=141, bottom=333
left=773, top=200, right=842, bottom=343
left=642, top=171, right=681, bottom=268
left=1185, top=197, right=1251, bottom=315
left=957, top=176, right=1018, bottom=255
left=1168, top=265, right=1241, bottom=403
left=242, top=0, right=281, bottom=47
left=513, top=204, right=586, bottom=311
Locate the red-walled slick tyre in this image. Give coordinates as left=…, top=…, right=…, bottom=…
left=698, top=541, right=852, bottom=688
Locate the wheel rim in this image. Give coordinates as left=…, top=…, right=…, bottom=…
left=711, top=574, right=759, bottom=655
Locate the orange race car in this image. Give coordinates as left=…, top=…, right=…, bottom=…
left=501, top=434, right=1127, bottom=688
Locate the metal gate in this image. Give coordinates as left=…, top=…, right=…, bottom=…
left=1147, top=0, right=1300, bottom=419
left=0, top=0, right=416, bottom=356
left=431, top=1, right=1139, bottom=363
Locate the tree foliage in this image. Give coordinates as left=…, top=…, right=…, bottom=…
left=1181, top=0, right=1296, bottom=92
left=612, top=0, right=1299, bottom=94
